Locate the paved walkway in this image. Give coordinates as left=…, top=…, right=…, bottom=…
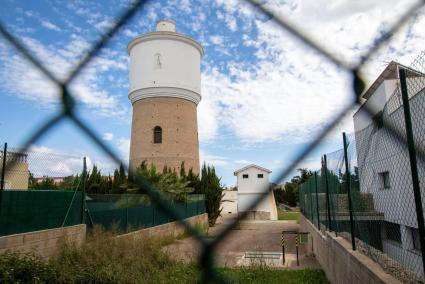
left=163, top=214, right=320, bottom=269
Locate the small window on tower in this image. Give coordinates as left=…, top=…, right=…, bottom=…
left=154, top=126, right=162, bottom=144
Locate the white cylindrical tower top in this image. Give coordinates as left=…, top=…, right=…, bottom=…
left=127, top=20, right=203, bottom=106
left=156, top=20, right=176, bottom=32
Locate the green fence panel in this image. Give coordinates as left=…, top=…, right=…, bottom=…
left=154, top=207, right=170, bottom=226
left=0, top=190, right=82, bottom=236
left=172, top=202, right=187, bottom=220
left=88, top=208, right=127, bottom=232
left=128, top=206, right=153, bottom=229
left=186, top=202, right=196, bottom=218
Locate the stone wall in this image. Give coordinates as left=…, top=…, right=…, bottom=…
left=300, top=215, right=401, bottom=284
left=0, top=224, right=86, bottom=259
left=239, top=211, right=271, bottom=220
left=0, top=214, right=207, bottom=260
left=118, top=213, right=208, bottom=241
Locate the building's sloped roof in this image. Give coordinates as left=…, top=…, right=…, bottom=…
left=233, top=164, right=272, bottom=176
left=361, top=61, right=424, bottom=100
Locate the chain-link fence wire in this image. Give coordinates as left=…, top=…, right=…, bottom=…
left=0, top=148, right=85, bottom=236
left=0, top=145, right=206, bottom=236
left=1, top=0, right=425, bottom=282
left=300, top=56, right=425, bottom=282
left=351, top=54, right=425, bottom=282
left=0, top=145, right=85, bottom=191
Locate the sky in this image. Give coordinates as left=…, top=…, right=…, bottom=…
left=0, top=0, right=424, bottom=186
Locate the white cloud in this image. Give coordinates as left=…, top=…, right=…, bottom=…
left=103, top=132, right=114, bottom=141
left=198, top=0, right=425, bottom=145
left=225, top=14, right=237, bottom=31
left=199, top=150, right=229, bottom=167
left=234, top=159, right=254, bottom=165
left=123, top=29, right=138, bottom=38
left=117, top=138, right=130, bottom=161
left=210, top=35, right=224, bottom=45
left=26, top=144, right=125, bottom=176
left=0, top=36, right=128, bottom=118
left=40, top=20, right=61, bottom=32
left=27, top=145, right=85, bottom=177
left=95, top=19, right=115, bottom=31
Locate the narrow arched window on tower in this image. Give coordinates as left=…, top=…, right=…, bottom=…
left=154, top=126, right=162, bottom=144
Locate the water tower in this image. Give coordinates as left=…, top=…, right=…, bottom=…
left=128, top=20, right=203, bottom=174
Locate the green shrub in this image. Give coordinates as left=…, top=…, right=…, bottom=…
left=199, top=163, right=224, bottom=226
left=0, top=252, right=56, bottom=283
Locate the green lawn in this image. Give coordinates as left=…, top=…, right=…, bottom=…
left=0, top=227, right=327, bottom=283
left=221, top=267, right=328, bottom=283
left=278, top=209, right=300, bottom=223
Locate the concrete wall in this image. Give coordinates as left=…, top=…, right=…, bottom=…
left=118, top=213, right=208, bottom=241
left=221, top=190, right=238, bottom=215
left=300, top=215, right=401, bottom=284
left=0, top=224, right=86, bottom=259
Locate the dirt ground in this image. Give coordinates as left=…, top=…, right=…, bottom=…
left=163, top=214, right=321, bottom=269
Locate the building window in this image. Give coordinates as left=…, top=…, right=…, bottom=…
left=242, top=174, right=249, bottom=179
left=384, top=221, right=401, bottom=244
left=257, top=174, right=264, bottom=178
left=153, top=126, right=162, bottom=143
left=379, top=171, right=391, bottom=189
left=411, top=228, right=421, bottom=251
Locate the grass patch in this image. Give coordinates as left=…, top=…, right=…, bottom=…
left=0, top=226, right=327, bottom=283
left=278, top=209, right=300, bottom=223
left=220, top=267, right=328, bottom=283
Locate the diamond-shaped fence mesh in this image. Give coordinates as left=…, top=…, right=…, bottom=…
left=1, top=0, right=425, bottom=282
left=300, top=52, right=425, bottom=282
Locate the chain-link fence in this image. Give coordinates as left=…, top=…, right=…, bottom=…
left=1, top=0, right=425, bottom=282
left=0, top=147, right=206, bottom=236
left=300, top=52, right=425, bottom=283
left=0, top=145, right=85, bottom=190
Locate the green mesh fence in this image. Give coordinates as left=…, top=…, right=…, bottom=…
left=299, top=57, right=425, bottom=282
left=85, top=194, right=206, bottom=233
left=0, top=190, right=83, bottom=236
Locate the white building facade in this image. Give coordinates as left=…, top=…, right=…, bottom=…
left=234, top=164, right=277, bottom=220
left=353, top=61, right=425, bottom=278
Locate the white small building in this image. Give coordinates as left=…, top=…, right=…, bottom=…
left=234, top=164, right=277, bottom=220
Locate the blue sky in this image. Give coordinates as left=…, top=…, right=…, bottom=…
left=0, top=0, right=424, bottom=186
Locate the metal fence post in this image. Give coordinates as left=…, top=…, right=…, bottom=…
left=323, top=155, right=332, bottom=231
left=125, top=193, right=129, bottom=233
left=81, top=157, right=87, bottom=224
left=343, top=132, right=356, bottom=251
left=399, top=68, right=425, bottom=273
left=314, top=171, right=320, bottom=229
left=0, top=142, right=6, bottom=218
left=309, top=183, right=314, bottom=222
left=1, top=143, right=7, bottom=191
left=281, top=232, right=285, bottom=265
